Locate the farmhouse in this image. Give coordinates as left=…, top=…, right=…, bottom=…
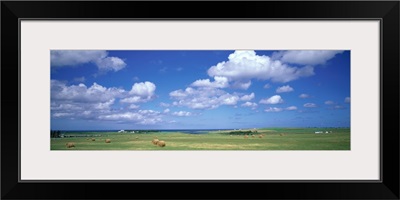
left=315, top=131, right=323, bottom=134
left=315, top=131, right=333, bottom=134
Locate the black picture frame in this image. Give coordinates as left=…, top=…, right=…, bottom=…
left=2, top=1, right=399, bottom=199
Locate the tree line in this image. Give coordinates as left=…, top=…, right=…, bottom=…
left=220, top=130, right=257, bottom=135
left=50, top=130, right=62, bottom=138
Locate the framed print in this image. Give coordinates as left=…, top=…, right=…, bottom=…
left=2, top=1, right=399, bottom=200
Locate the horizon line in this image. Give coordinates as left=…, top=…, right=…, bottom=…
left=51, top=127, right=351, bottom=131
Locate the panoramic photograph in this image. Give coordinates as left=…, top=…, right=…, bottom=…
left=50, top=50, right=350, bottom=150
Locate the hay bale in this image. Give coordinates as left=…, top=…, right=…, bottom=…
left=157, top=140, right=166, bottom=147
left=258, top=135, right=263, bottom=138
left=244, top=135, right=249, bottom=139
left=66, top=142, right=75, bottom=148
left=152, top=139, right=159, bottom=145
left=105, top=139, right=111, bottom=143
left=251, top=134, right=255, bottom=138
left=91, top=138, right=96, bottom=141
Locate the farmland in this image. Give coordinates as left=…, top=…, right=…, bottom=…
left=50, top=128, right=350, bottom=150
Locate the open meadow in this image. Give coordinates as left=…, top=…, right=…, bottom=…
left=51, top=128, right=350, bottom=150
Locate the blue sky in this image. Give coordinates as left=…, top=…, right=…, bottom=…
left=51, top=50, right=350, bottom=130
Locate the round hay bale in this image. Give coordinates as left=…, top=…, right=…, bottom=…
left=251, top=134, right=255, bottom=138
left=258, top=135, right=263, bottom=138
left=244, top=135, right=249, bottom=139
left=66, top=142, right=75, bottom=148
left=91, top=138, right=96, bottom=141
left=157, top=140, right=166, bottom=147
left=105, top=139, right=111, bottom=143
left=152, top=139, right=159, bottom=145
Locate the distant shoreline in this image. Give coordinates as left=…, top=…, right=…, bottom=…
left=54, top=127, right=351, bottom=133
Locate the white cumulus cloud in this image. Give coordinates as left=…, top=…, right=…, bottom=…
left=259, top=95, right=284, bottom=104
left=231, top=80, right=252, bottom=90
left=222, top=95, right=240, bottom=105
left=96, top=56, right=126, bottom=72
left=129, top=81, right=156, bottom=97
left=120, top=81, right=156, bottom=103
left=273, top=50, right=344, bottom=65
left=53, top=113, right=74, bottom=118
left=265, top=107, right=283, bottom=112
left=98, top=110, right=162, bottom=125
left=129, top=104, right=140, bottom=109
left=169, top=87, right=253, bottom=110
left=325, top=101, right=335, bottom=105
left=172, top=111, right=192, bottom=117
left=240, top=93, right=255, bottom=101
left=99, top=112, right=141, bottom=121
left=120, top=96, right=142, bottom=104
left=207, top=50, right=315, bottom=83
left=276, top=85, right=294, bottom=93
left=285, top=106, right=298, bottom=111
left=51, top=50, right=127, bottom=72
left=299, top=94, right=310, bottom=98
left=51, top=80, right=161, bottom=125
left=304, top=103, right=317, bottom=108
left=51, top=50, right=107, bottom=66
left=241, top=102, right=258, bottom=110
left=51, top=80, right=124, bottom=103
left=334, top=105, right=345, bottom=110
left=94, top=99, right=115, bottom=110
left=191, top=76, right=229, bottom=88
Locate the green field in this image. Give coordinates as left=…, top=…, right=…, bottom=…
left=51, top=128, right=350, bottom=150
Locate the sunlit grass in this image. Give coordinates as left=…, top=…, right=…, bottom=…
left=51, top=128, right=350, bottom=150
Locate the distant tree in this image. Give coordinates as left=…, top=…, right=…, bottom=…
left=51, top=130, right=61, bottom=138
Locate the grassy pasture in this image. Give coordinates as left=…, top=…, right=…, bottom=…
left=50, top=128, right=350, bottom=150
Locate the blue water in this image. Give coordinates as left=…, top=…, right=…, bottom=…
left=60, top=129, right=231, bottom=134
left=161, top=130, right=214, bottom=134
